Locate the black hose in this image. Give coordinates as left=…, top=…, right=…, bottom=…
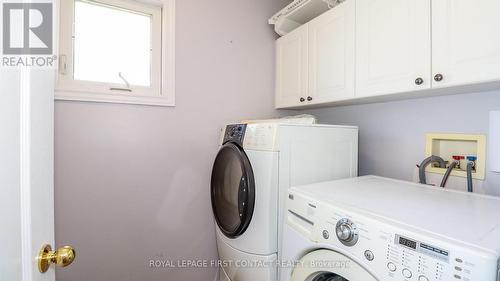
left=466, top=162, right=474, bottom=193
left=419, top=155, right=446, bottom=184
left=440, top=161, right=458, bottom=187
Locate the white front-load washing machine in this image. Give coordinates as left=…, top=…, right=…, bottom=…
left=281, top=176, right=500, bottom=281
left=210, top=122, right=358, bottom=281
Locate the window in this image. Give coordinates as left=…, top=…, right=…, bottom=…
left=57, top=0, right=175, bottom=106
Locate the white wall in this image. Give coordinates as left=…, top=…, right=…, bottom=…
left=54, top=0, right=289, bottom=280
left=306, top=91, right=500, bottom=196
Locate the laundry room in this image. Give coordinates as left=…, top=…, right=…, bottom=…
left=1, top=0, right=500, bottom=281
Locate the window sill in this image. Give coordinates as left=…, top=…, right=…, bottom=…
left=55, top=90, right=175, bottom=107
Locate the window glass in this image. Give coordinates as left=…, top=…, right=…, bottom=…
left=73, top=0, right=152, bottom=86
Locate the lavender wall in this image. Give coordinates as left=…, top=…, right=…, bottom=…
left=54, top=0, right=289, bottom=280
left=306, top=91, right=500, bottom=196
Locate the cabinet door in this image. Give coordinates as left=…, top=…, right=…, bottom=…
left=275, top=25, right=308, bottom=108
left=356, top=0, right=431, bottom=97
left=432, top=0, right=500, bottom=88
left=308, top=0, right=355, bottom=104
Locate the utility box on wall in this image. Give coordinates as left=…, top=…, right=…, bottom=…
left=425, top=133, right=486, bottom=180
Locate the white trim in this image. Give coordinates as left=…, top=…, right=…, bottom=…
left=55, top=0, right=176, bottom=106
left=55, top=89, right=174, bottom=106
left=161, top=0, right=175, bottom=106
left=19, top=68, right=33, bottom=281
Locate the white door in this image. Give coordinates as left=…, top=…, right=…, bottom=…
left=0, top=66, right=54, bottom=280
left=356, top=0, right=431, bottom=98
left=0, top=67, right=73, bottom=278
left=432, top=0, right=500, bottom=88
left=275, top=25, right=308, bottom=108
left=308, top=0, right=355, bottom=104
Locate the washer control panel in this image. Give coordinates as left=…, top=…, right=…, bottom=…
left=384, top=234, right=453, bottom=281
left=307, top=202, right=499, bottom=281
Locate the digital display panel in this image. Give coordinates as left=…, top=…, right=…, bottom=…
left=395, top=234, right=450, bottom=262
left=399, top=236, right=417, bottom=249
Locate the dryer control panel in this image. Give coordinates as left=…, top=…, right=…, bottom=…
left=223, top=124, right=247, bottom=147
left=286, top=190, right=500, bottom=281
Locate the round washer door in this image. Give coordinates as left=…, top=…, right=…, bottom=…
left=291, top=249, right=378, bottom=281
left=211, top=142, right=255, bottom=238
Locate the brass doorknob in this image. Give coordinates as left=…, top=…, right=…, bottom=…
left=38, top=244, right=76, bottom=273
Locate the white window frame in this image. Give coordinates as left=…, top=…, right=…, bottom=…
left=56, top=0, right=175, bottom=106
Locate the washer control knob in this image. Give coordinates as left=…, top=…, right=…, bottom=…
left=402, top=268, right=412, bottom=278
left=335, top=218, right=358, bottom=246
left=337, top=224, right=352, bottom=240
left=387, top=262, right=397, bottom=272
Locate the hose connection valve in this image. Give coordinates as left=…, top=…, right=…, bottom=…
left=466, top=156, right=477, bottom=170
left=466, top=156, right=477, bottom=162
left=452, top=155, right=464, bottom=169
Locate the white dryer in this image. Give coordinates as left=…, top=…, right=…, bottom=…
left=211, top=122, right=358, bottom=281
left=281, top=176, right=500, bottom=281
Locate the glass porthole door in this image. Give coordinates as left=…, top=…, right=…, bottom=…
left=211, top=142, right=255, bottom=238
left=291, top=250, right=378, bottom=281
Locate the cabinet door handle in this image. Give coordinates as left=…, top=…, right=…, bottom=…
left=300, top=97, right=305, bottom=102
left=434, top=74, right=444, bottom=82
left=307, top=96, right=313, bottom=101
left=415, top=77, right=424, bottom=85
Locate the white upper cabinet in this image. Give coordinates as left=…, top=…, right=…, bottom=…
left=275, top=2, right=355, bottom=109
left=356, top=0, right=431, bottom=98
left=432, top=0, right=500, bottom=88
left=274, top=0, right=500, bottom=108
left=308, top=0, right=356, bottom=104
left=275, top=25, right=308, bottom=108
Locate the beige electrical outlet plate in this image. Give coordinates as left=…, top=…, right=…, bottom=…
left=425, top=133, right=486, bottom=180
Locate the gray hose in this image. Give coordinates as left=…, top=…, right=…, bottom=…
left=419, top=155, right=446, bottom=184
left=466, top=162, right=474, bottom=193
left=440, top=161, right=458, bottom=187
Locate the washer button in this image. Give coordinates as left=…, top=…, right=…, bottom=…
left=364, top=250, right=374, bottom=261
left=402, top=268, right=412, bottom=278
left=418, top=276, right=429, bottom=281
left=322, top=230, right=329, bottom=239
left=387, top=262, right=397, bottom=272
